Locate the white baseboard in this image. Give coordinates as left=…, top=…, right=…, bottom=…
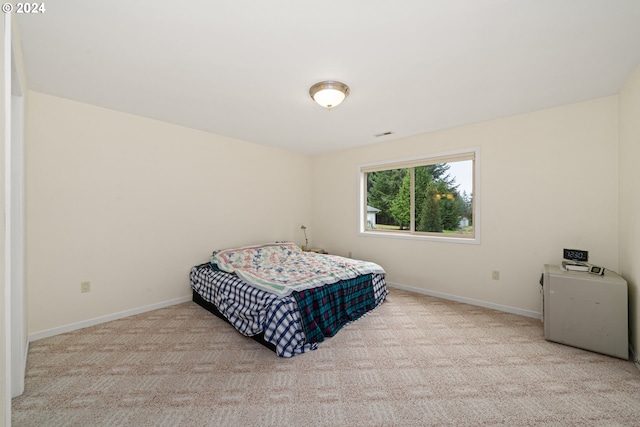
left=28, top=285, right=543, bottom=342
left=387, top=281, right=542, bottom=320
left=29, top=295, right=192, bottom=342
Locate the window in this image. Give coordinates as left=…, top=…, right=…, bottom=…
left=360, top=148, right=479, bottom=243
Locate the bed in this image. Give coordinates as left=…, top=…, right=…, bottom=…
left=189, top=242, right=388, bottom=357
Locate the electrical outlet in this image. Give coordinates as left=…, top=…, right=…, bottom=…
left=81, top=281, right=91, bottom=293
left=492, top=271, right=500, bottom=281
left=348, top=251, right=352, bottom=258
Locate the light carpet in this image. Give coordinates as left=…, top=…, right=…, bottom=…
left=12, top=288, right=640, bottom=426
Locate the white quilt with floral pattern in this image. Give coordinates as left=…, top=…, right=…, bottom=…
left=210, top=242, right=385, bottom=297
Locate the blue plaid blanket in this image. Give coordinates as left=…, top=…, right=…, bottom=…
left=293, top=274, right=376, bottom=344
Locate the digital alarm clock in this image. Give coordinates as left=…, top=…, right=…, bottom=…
left=563, top=249, right=589, bottom=263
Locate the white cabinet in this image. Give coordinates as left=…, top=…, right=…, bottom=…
left=541, top=264, right=628, bottom=359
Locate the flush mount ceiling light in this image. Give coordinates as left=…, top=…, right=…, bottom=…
left=309, top=81, right=350, bottom=110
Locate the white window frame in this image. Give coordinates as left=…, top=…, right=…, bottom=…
left=358, top=147, right=480, bottom=245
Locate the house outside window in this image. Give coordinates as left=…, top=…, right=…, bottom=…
left=367, top=205, right=381, bottom=229
left=359, top=148, right=479, bottom=244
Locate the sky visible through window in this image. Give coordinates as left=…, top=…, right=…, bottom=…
left=447, top=160, right=473, bottom=196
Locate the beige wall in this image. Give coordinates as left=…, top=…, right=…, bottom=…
left=26, top=92, right=313, bottom=335
left=311, top=96, right=620, bottom=316
left=619, top=64, right=640, bottom=357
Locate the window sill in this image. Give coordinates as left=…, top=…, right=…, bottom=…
left=359, top=230, right=480, bottom=245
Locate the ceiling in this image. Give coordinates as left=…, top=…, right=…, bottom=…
left=16, top=1, right=640, bottom=156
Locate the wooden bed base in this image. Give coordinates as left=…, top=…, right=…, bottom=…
left=192, top=290, right=277, bottom=352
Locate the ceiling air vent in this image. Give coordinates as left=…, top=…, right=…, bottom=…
left=374, top=131, right=394, bottom=137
